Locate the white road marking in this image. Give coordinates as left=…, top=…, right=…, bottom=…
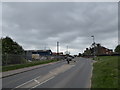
left=49, top=71, right=57, bottom=75
left=12, top=75, right=41, bottom=89
left=30, top=76, right=55, bottom=89
left=34, top=79, right=39, bottom=84
left=13, top=64, right=75, bottom=89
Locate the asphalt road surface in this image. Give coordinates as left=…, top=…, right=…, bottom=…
left=2, top=57, right=93, bottom=89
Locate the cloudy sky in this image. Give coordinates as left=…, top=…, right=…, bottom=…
left=2, top=2, right=118, bottom=55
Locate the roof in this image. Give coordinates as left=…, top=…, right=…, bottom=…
left=25, top=50, right=52, bottom=52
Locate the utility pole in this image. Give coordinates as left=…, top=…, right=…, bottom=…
left=44, top=44, right=46, bottom=50
left=67, top=46, right=68, bottom=54
left=57, top=41, right=59, bottom=60
left=91, top=35, right=95, bottom=60
left=66, top=45, right=69, bottom=55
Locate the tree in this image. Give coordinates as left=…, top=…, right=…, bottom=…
left=0, top=38, right=2, bottom=52
left=0, top=38, right=2, bottom=66
left=78, top=53, right=81, bottom=57
left=96, top=43, right=101, bottom=55
left=115, top=45, right=120, bottom=54
left=2, top=36, right=24, bottom=65
left=2, top=36, right=24, bottom=54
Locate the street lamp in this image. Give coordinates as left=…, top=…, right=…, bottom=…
left=91, top=35, right=95, bottom=60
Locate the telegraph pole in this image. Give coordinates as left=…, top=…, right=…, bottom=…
left=57, top=41, right=59, bottom=60
left=67, top=46, right=68, bottom=53
left=44, top=44, right=46, bottom=50
left=67, top=45, right=69, bottom=55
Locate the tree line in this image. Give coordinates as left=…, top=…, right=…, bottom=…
left=1, top=36, right=25, bottom=65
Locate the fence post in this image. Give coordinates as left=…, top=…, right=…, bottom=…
left=5, top=54, right=8, bottom=65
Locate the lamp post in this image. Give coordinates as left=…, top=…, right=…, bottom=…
left=91, top=35, right=95, bottom=60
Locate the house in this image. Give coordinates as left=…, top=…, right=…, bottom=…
left=83, top=43, right=113, bottom=56
left=99, top=47, right=113, bottom=55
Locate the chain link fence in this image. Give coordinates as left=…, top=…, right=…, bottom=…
left=2, top=54, right=65, bottom=66
left=2, top=54, right=26, bottom=65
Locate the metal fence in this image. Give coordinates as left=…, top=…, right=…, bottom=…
left=2, top=54, right=65, bottom=66
left=2, top=54, right=26, bottom=65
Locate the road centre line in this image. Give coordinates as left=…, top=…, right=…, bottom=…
left=34, top=79, right=40, bottom=84
left=30, top=64, right=74, bottom=89
left=49, top=71, right=57, bottom=75
left=13, top=64, right=75, bottom=89
left=30, top=76, right=55, bottom=89
left=13, top=75, right=41, bottom=89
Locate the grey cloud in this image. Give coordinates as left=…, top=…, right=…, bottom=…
left=2, top=2, right=118, bottom=55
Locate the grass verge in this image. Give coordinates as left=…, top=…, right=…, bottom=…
left=91, top=56, right=118, bottom=88
left=2, top=59, right=58, bottom=72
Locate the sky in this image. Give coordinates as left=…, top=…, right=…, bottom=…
left=2, top=2, right=118, bottom=55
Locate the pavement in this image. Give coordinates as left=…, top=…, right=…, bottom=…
left=1, top=61, right=60, bottom=78
left=2, top=57, right=94, bottom=88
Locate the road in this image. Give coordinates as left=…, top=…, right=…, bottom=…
left=2, top=57, right=93, bottom=89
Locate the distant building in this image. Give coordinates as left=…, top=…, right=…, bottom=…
left=32, top=50, right=52, bottom=56
left=83, top=43, right=113, bottom=56
left=25, top=50, right=52, bottom=60
left=52, top=52, right=63, bottom=56
left=98, top=46, right=113, bottom=55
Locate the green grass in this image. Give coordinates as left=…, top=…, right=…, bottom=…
left=2, top=59, right=58, bottom=72
left=91, top=56, right=118, bottom=88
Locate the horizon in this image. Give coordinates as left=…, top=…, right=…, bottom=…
left=1, top=36, right=117, bottom=55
